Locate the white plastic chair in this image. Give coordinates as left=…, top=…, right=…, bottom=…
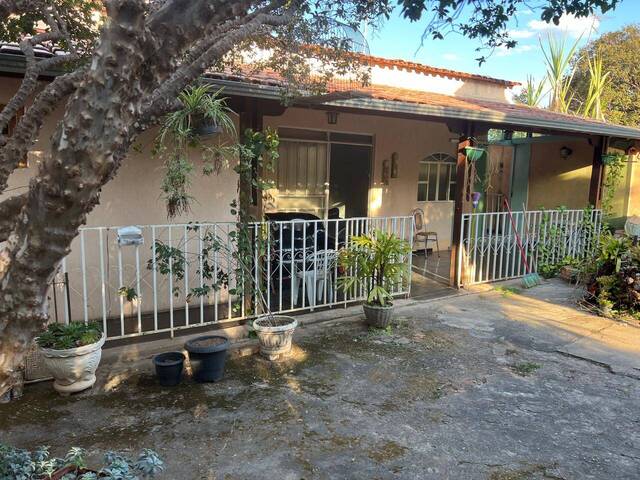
left=293, top=249, right=338, bottom=308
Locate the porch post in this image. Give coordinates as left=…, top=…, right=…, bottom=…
left=239, top=98, right=263, bottom=219
left=450, top=134, right=473, bottom=288
left=588, top=136, right=608, bottom=209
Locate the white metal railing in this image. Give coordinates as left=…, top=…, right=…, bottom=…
left=457, top=208, right=602, bottom=287
left=51, top=216, right=413, bottom=340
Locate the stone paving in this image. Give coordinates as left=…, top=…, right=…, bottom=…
left=2, top=279, right=639, bottom=479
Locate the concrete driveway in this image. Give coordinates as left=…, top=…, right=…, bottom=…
left=2, top=279, right=639, bottom=479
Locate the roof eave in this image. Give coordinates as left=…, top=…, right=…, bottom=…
left=204, top=78, right=640, bottom=140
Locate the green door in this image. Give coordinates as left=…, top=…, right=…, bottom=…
left=510, top=144, right=530, bottom=211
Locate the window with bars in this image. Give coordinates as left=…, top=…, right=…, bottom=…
left=417, top=153, right=456, bottom=202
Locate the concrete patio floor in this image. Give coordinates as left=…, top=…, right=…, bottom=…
left=2, top=279, right=640, bottom=479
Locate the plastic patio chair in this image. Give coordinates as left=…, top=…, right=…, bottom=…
left=293, top=249, right=338, bottom=308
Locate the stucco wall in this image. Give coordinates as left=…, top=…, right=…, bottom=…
left=369, top=65, right=510, bottom=102
left=527, top=139, right=594, bottom=210
left=264, top=107, right=457, bottom=249
left=0, top=76, right=239, bottom=324
left=0, top=77, right=239, bottom=227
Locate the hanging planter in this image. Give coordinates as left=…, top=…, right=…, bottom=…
left=193, top=115, right=222, bottom=137
left=465, top=146, right=486, bottom=162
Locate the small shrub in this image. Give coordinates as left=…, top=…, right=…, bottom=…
left=0, top=444, right=163, bottom=480
left=36, top=321, right=102, bottom=350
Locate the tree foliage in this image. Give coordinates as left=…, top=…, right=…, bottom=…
left=571, top=24, right=640, bottom=127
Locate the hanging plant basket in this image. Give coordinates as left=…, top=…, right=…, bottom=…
left=465, top=146, right=486, bottom=162
left=193, top=115, right=222, bottom=137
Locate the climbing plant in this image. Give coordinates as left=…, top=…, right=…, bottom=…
left=601, top=153, right=627, bottom=218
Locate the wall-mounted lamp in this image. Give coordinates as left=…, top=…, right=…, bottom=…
left=560, top=146, right=573, bottom=159
left=326, top=111, right=339, bottom=125
left=390, top=152, right=399, bottom=178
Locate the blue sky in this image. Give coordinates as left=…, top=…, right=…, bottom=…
left=365, top=2, right=638, bottom=87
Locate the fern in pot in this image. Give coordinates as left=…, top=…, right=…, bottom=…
left=339, top=230, right=411, bottom=328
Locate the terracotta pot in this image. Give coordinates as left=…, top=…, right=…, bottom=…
left=253, top=315, right=297, bottom=360
left=39, top=333, right=105, bottom=395
left=362, top=303, right=394, bottom=328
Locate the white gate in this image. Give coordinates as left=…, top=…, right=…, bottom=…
left=457, top=208, right=602, bottom=287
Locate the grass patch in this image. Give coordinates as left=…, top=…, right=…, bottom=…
left=494, top=286, right=521, bottom=297
left=511, top=362, right=541, bottom=377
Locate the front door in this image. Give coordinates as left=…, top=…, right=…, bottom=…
left=329, top=143, right=372, bottom=218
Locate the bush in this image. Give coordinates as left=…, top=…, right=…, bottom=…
left=0, top=444, right=163, bottom=480
left=36, top=321, right=102, bottom=350
left=585, top=232, right=640, bottom=317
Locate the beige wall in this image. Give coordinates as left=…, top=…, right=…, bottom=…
left=527, top=139, right=594, bottom=210
left=0, top=76, right=239, bottom=324
left=264, top=107, right=457, bottom=249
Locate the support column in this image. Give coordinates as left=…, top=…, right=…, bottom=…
left=239, top=98, right=263, bottom=219
left=450, top=134, right=473, bottom=288
left=588, top=136, right=608, bottom=209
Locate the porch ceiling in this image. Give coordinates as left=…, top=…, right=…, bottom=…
left=206, top=75, right=640, bottom=141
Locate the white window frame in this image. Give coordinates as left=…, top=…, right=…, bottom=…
left=417, top=153, right=456, bottom=202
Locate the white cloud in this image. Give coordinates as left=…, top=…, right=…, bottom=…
left=526, top=13, right=599, bottom=38
left=508, top=29, right=536, bottom=39
left=495, top=44, right=534, bottom=57
left=442, top=53, right=459, bottom=61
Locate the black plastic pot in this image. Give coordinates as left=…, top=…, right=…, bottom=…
left=184, top=335, right=230, bottom=382
left=153, top=351, right=184, bottom=386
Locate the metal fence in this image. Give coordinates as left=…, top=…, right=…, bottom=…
left=457, top=208, right=602, bottom=287
left=51, top=216, right=413, bottom=341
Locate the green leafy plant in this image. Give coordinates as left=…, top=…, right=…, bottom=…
left=117, top=286, right=138, bottom=302
left=541, top=33, right=581, bottom=113
left=601, top=153, right=627, bottom=218
left=0, top=444, right=163, bottom=479
left=581, top=52, right=610, bottom=120
left=155, top=85, right=236, bottom=218
left=36, top=322, right=102, bottom=350
left=519, top=75, right=546, bottom=107
left=338, top=230, right=411, bottom=307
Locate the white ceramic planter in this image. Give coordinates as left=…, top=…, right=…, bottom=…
left=253, top=315, right=297, bottom=361
left=39, top=333, right=106, bottom=395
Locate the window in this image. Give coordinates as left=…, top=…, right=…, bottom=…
left=417, top=153, right=456, bottom=202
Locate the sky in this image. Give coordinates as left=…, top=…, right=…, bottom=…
left=365, top=1, right=639, bottom=90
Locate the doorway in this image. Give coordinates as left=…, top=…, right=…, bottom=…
left=329, top=144, right=372, bottom=218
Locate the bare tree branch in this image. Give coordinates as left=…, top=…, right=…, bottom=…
left=0, top=69, right=83, bottom=193
left=0, top=4, right=77, bottom=141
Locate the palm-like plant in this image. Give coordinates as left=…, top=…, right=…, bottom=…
left=541, top=34, right=581, bottom=113
left=338, top=230, right=411, bottom=307
left=521, top=75, right=546, bottom=107
left=582, top=52, right=610, bottom=121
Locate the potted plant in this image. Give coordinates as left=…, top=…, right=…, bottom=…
left=152, top=351, right=185, bottom=386
left=36, top=321, right=105, bottom=395
left=338, top=230, right=411, bottom=328
left=184, top=335, right=230, bottom=382
left=253, top=315, right=298, bottom=361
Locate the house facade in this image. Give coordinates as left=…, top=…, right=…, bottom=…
left=2, top=46, right=640, bottom=342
